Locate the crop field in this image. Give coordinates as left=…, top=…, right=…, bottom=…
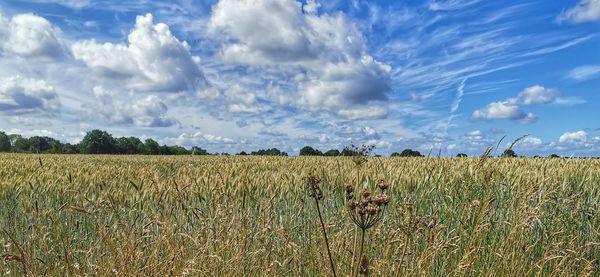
left=0, top=154, right=599, bottom=276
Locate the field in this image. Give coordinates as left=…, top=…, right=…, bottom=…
left=0, top=154, right=599, bottom=276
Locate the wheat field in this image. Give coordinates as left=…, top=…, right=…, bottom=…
left=0, top=154, right=598, bottom=276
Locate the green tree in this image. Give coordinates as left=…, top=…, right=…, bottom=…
left=80, top=130, right=117, bottom=154
left=28, top=136, right=54, bottom=153
left=323, top=149, right=340, bottom=156
left=116, top=137, right=144, bottom=154
left=392, top=149, right=424, bottom=157
left=63, top=143, right=80, bottom=154
left=500, top=149, right=517, bottom=158
left=13, top=137, right=30, bottom=152
left=456, top=153, right=468, bottom=158
left=299, top=146, right=322, bottom=156
left=50, top=139, right=64, bottom=153
left=144, top=139, right=160, bottom=155
left=191, top=146, right=209, bottom=155
left=169, top=146, right=190, bottom=155
left=0, top=132, right=10, bottom=152
left=252, top=148, right=287, bottom=156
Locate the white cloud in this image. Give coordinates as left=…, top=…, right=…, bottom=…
left=472, top=101, right=530, bottom=121
left=72, top=13, right=206, bottom=93
left=446, top=144, right=457, bottom=151
left=337, top=105, right=388, bottom=120
left=472, top=85, right=560, bottom=123
left=566, top=65, right=600, bottom=81
left=514, top=85, right=559, bottom=105
left=163, top=132, right=235, bottom=146
left=522, top=136, right=543, bottom=146
left=0, top=75, right=60, bottom=114
left=28, top=0, right=92, bottom=9
left=0, top=13, right=67, bottom=59
left=223, top=85, right=263, bottom=113
left=208, top=0, right=391, bottom=118
left=559, top=131, right=588, bottom=144
left=428, top=0, right=482, bottom=11
left=92, top=86, right=177, bottom=127
left=303, top=0, right=321, bottom=14
left=557, top=0, right=600, bottom=23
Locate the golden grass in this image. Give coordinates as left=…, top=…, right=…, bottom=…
left=0, top=153, right=598, bottom=276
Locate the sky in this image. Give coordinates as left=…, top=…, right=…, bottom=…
left=0, top=0, right=599, bottom=156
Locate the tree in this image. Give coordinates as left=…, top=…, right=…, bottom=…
left=63, top=143, right=80, bottom=154
left=116, top=137, right=144, bottom=154
left=549, top=154, right=560, bottom=158
left=252, top=148, right=287, bottom=156
left=500, top=149, right=517, bottom=158
left=237, top=151, right=248, bottom=156
left=80, top=130, right=117, bottom=154
left=323, top=149, right=340, bottom=156
left=0, top=132, right=10, bottom=152
left=169, top=146, right=190, bottom=155
left=13, top=137, right=30, bottom=152
left=299, top=146, right=322, bottom=156
left=191, top=146, right=209, bottom=155
left=144, top=139, right=160, bottom=155
left=456, top=153, right=468, bottom=158
left=28, top=136, right=54, bottom=153
left=392, top=149, right=423, bottom=157
left=50, top=139, right=64, bottom=153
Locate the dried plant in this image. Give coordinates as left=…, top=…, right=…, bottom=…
left=306, top=174, right=337, bottom=277
left=346, top=178, right=391, bottom=276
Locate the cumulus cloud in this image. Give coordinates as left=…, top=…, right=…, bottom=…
left=197, top=84, right=265, bottom=114
left=208, top=0, right=391, bottom=118
left=472, top=101, right=535, bottom=122
left=92, top=86, right=177, bottom=127
left=557, top=0, right=600, bottom=23
left=0, top=13, right=67, bottom=59
left=224, top=85, right=264, bottom=113
left=72, top=13, right=206, bottom=93
left=0, top=75, right=60, bottom=114
left=559, top=131, right=588, bottom=144
left=513, top=85, right=559, bottom=105
left=566, top=65, right=600, bottom=81
left=472, top=85, right=560, bottom=123
left=163, top=132, right=235, bottom=147
left=337, top=105, right=388, bottom=120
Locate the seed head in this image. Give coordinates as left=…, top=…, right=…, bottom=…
left=345, top=184, right=354, bottom=194
left=373, top=194, right=390, bottom=206
left=361, top=189, right=371, bottom=198
left=378, top=179, right=389, bottom=191
left=347, top=200, right=358, bottom=210
left=366, top=204, right=379, bottom=215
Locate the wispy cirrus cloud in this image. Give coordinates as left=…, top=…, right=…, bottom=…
left=566, top=65, right=600, bottom=81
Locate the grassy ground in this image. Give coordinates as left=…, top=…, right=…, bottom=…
left=0, top=154, right=598, bottom=276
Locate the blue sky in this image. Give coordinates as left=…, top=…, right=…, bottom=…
left=0, top=0, right=599, bottom=156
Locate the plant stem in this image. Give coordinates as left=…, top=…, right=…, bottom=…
left=355, top=228, right=366, bottom=277
left=350, top=168, right=361, bottom=276
left=314, top=196, right=337, bottom=277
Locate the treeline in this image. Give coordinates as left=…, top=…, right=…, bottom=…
left=299, top=146, right=426, bottom=157
left=0, top=130, right=289, bottom=156
left=0, top=130, right=574, bottom=158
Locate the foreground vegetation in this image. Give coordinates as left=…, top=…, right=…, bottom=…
left=0, top=154, right=598, bottom=276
